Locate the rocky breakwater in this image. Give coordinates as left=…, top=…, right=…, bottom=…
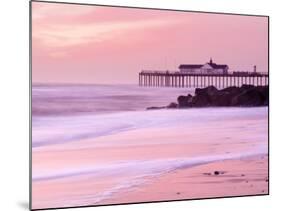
left=146, top=85, right=268, bottom=110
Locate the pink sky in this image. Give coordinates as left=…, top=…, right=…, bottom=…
left=32, top=2, right=268, bottom=84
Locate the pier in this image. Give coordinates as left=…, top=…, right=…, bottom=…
left=138, top=71, right=269, bottom=88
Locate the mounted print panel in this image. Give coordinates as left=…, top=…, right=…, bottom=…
left=31, top=1, right=269, bottom=210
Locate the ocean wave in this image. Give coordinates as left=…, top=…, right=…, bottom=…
left=32, top=107, right=267, bottom=148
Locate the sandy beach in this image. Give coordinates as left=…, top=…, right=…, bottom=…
left=32, top=104, right=268, bottom=209
left=103, top=155, right=268, bottom=205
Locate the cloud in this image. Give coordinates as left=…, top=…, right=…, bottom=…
left=34, top=19, right=182, bottom=48
left=32, top=2, right=96, bottom=21
left=32, top=2, right=187, bottom=58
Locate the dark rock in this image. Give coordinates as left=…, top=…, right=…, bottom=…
left=167, top=102, right=178, bottom=108
left=195, top=88, right=206, bottom=96
left=210, top=86, right=241, bottom=106
left=192, top=94, right=211, bottom=107
left=211, top=91, right=233, bottom=106
left=195, top=85, right=218, bottom=97
left=231, top=88, right=265, bottom=106
left=195, top=86, right=233, bottom=107
left=240, top=84, right=255, bottom=91
left=256, top=86, right=269, bottom=106
left=146, top=106, right=166, bottom=110
left=221, top=86, right=240, bottom=93
left=214, top=171, right=220, bottom=175
left=195, top=86, right=218, bottom=103
left=220, top=86, right=241, bottom=99
left=213, top=170, right=226, bottom=175
left=192, top=86, right=217, bottom=107
left=177, top=94, right=193, bottom=108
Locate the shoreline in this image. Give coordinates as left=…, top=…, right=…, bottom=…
left=100, top=154, right=268, bottom=205
left=32, top=154, right=268, bottom=209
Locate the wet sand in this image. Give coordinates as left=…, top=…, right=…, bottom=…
left=103, top=155, right=268, bottom=204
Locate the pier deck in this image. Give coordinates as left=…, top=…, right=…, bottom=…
left=138, top=71, right=268, bottom=88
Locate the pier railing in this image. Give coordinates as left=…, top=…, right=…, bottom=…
left=138, top=70, right=268, bottom=88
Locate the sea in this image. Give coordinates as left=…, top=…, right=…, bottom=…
left=31, top=84, right=268, bottom=209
